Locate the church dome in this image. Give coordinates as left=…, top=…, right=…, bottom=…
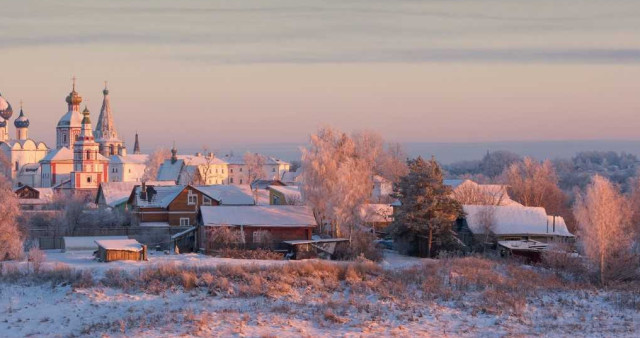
left=0, top=93, right=13, bottom=120
left=65, top=89, right=82, bottom=105
left=14, top=108, right=30, bottom=128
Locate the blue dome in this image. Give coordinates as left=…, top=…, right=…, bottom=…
left=14, top=108, right=29, bottom=128
left=0, top=93, right=13, bottom=120
left=0, top=119, right=6, bottom=127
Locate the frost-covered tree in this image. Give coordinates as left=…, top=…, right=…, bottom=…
left=574, top=175, right=635, bottom=285
left=502, top=157, right=573, bottom=228
left=143, top=148, right=171, bottom=181
left=244, top=152, right=266, bottom=184
left=301, top=127, right=372, bottom=238
left=391, top=157, right=463, bottom=257
left=0, top=175, right=23, bottom=260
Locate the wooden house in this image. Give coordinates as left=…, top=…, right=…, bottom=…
left=456, top=205, right=575, bottom=251
left=199, top=205, right=317, bottom=252
left=95, top=239, right=147, bottom=262
left=14, top=185, right=54, bottom=210
left=127, top=183, right=255, bottom=227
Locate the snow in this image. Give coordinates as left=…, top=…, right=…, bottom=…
left=98, top=181, right=137, bottom=207
left=95, top=239, right=143, bottom=252
left=2, top=250, right=637, bottom=337
left=194, top=185, right=255, bottom=205
left=41, top=146, right=73, bottom=161
left=200, top=205, right=316, bottom=227
left=498, top=239, right=548, bottom=251
left=133, top=184, right=185, bottom=208
left=109, top=154, right=148, bottom=164
left=63, top=236, right=129, bottom=251
left=463, top=204, right=574, bottom=237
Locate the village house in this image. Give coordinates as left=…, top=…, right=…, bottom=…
left=108, top=153, right=148, bottom=182
left=14, top=185, right=55, bottom=210
left=198, top=205, right=316, bottom=252
left=281, top=167, right=302, bottom=186
left=456, top=204, right=574, bottom=250
left=127, top=183, right=255, bottom=227
left=95, top=181, right=175, bottom=210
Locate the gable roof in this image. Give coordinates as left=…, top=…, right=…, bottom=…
left=157, top=159, right=184, bottom=182
left=462, top=205, right=573, bottom=237
left=130, top=184, right=186, bottom=208
left=193, top=185, right=255, bottom=205
left=109, top=154, right=148, bottom=164
left=97, top=182, right=138, bottom=207
left=201, top=205, right=316, bottom=227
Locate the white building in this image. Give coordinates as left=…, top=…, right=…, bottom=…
left=0, top=95, right=49, bottom=185
left=109, top=154, right=148, bottom=182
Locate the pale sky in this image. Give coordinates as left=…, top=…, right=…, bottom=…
left=1, top=0, right=639, bottom=152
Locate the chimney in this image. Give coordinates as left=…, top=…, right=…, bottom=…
left=140, top=182, right=147, bottom=201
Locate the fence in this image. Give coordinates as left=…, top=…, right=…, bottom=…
left=30, top=226, right=194, bottom=250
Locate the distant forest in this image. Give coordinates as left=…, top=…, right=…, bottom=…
left=445, top=150, right=639, bottom=193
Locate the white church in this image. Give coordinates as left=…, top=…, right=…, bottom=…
left=0, top=79, right=147, bottom=190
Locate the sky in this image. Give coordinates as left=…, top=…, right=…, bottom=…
left=1, top=0, right=640, bottom=156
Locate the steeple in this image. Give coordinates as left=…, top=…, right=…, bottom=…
left=133, top=132, right=141, bottom=154
left=95, top=81, right=123, bottom=156
left=79, top=106, right=94, bottom=139
left=14, top=100, right=30, bottom=140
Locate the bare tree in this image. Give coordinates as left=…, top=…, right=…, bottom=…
left=452, top=181, right=508, bottom=206
left=244, top=152, right=266, bottom=184
left=142, top=148, right=171, bottom=181
left=574, top=175, right=634, bottom=285
left=379, top=142, right=409, bottom=183
left=501, top=157, right=574, bottom=230
left=0, top=175, right=23, bottom=260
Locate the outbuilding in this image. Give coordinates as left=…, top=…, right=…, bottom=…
left=95, top=239, right=147, bottom=262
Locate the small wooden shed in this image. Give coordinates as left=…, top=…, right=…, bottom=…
left=95, top=239, right=148, bottom=262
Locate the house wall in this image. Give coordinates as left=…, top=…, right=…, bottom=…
left=199, top=225, right=313, bottom=251
left=133, top=186, right=220, bottom=226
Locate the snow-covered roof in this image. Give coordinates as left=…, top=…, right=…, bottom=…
left=462, top=205, right=574, bottom=237
left=132, top=184, right=186, bottom=208
left=57, top=109, right=83, bottom=128
left=193, top=185, right=255, bottom=205
left=95, top=239, right=143, bottom=252
left=109, top=154, right=148, bottom=164
left=41, top=147, right=73, bottom=162
left=63, top=236, right=129, bottom=251
left=157, top=159, right=184, bottom=181
left=281, top=168, right=302, bottom=184
left=452, top=180, right=522, bottom=206
left=222, top=154, right=289, bottom=166
left=98, top=182, right=137, bottom=207
left=498, top=240, right=549, bottom=251
left=360, top=204, right=394, bottom=223
left=268, top=185, right=302, bottom=202
left=201, top=205, right=317, bottom=227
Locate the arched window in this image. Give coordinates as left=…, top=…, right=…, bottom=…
left=110, top=145, right=115, bottom=155
left=86, top=151, right=91, bottom=160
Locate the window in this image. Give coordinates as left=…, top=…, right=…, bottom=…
left=239, top=168, right=243, bottom=172
left=86, top=151, right=91, bottom=160
left=230, top=169, right=234, bottom=173
left=240, top=179, right=243, bottom=184
left=272, top=168, right=276, bottom=172
left=215, top=168, right=218, bottom=173
left=187, top=191, right=197, bottom=205
left=87, top=176, right=92, bottom=183
left=203, top=196, right=212, bottom=205
left=128, top=169, right=131, bottom=173
left=180, top=218, right=190, bottom=226
left=229, top=177, right=234, bottom=184
left=63, top=134, right=67, bottom=143
left=222, top=169, right=224, bottom=174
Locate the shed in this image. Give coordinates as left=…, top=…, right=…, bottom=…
left=63, top=236, right=129, bottom=252
left=95, top=239, right=148, bottom=262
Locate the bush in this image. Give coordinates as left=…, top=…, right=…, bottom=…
left=334, top=231, right=383, bottom=262
left=217, top=248, right=283, bottom=260
left=28, top=247, right=46, bottom=273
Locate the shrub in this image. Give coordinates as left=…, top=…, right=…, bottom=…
left=217, top=248, right=283, bottom=260
left=28, top=247, right=46, bottom=273
left=334, top=231, right=383, bottom=262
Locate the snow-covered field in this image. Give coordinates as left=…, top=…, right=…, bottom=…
left=1, top=251, right=639, bottom=337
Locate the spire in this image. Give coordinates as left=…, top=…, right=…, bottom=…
left=78, top=106, right=94, bottom=140
left=95, top=81, right=120, bottom=143
left=133, top=132, right=141, bottom=154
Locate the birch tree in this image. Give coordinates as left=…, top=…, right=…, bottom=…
left=574, top=175, right=633, bottom=285
left=301, top=127, right=372, bottom=238
left=0, top=175, right=23, bottom=260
